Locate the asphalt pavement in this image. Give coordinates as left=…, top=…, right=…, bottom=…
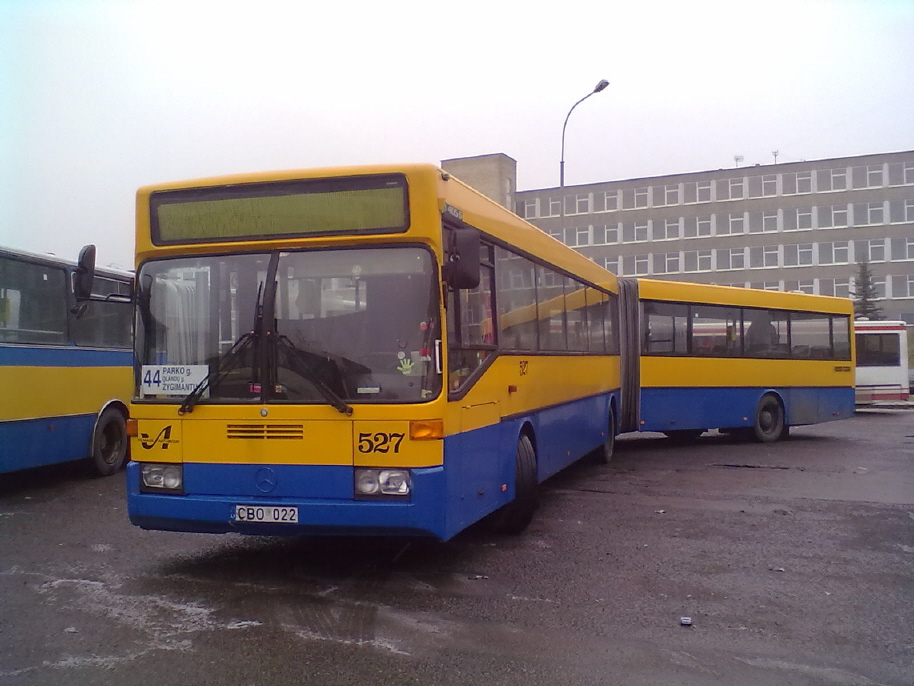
left=1, top=408, right=912, bottom=686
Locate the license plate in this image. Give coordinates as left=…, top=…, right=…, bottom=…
left=234, top=505, right=299, bottom=524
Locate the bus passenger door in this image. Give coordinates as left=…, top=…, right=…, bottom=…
left=446, top=248, right=504, bottom=527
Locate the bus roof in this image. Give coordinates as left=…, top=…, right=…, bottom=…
left=636, top=277, right=854, bottom=315
left=136, top=163, right=618, bottom=293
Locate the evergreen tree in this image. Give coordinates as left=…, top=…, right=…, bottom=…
left=851, top=260, right=884, bottom=320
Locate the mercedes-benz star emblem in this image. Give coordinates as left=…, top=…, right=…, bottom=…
left=255, top=467, right=278, bottom=493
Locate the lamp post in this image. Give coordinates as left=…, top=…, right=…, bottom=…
left=560, top=79, right=609, bottom=188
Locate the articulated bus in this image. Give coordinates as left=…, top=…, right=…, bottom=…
left=854, top=320, right=910, bottom=404
left=0, top=246, right=133, bottom=475
left=125, top=164, right=620, bottom=540
left=616, top=278, right=855, bottom=442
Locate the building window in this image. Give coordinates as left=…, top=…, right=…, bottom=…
left=891, top=274, right=914, bottom=298
left=717, top=177, right=745, bottom=201
left=593, top=224, right=619, bottom=245
left=664, top=184, right=680, bottom=206
left=819, top=241, right=850, bottom=265
left=622, top=221, right=649, bottom=243
left=594, top=190, right=619, bottom=213
left=889, top=199, right=914, bottom=223
left=818, top=167, right=847, bottom=192
left=683, top=250, right=712, bottom=272
left=784, top=280, right=815, bottom=294
left=891, top=236, right=914, bottom=260
left=545, top=197, right=562, bottom=217
left=517, top=199, right=539, bottom=219
left=748, top=174, right=778, bottom=198
left=784, top=207, right=813, bottom=231
left=818, top=204, right=849, bottom=229
left=683, top=180, right=713, bottom=204
left=852, top=164, right=885, bottom=189
left=748, top=210, right=779, bottom=233
left=853, top=202, right=885, bottom=226
left=750, top=281, right=782, bottom=291
left=684, top=215, right=712, bottom=238
left=717, top=247, right=746, bottom=270
left=717, top=212, right=744, bottom=235
left=566, top=226, right=591, bottom=247
left=602, top=256, right=621, bottom=274
left=783, top=171, right=813, bottom=195
left=547, top=228, right=565, bottom=243
left=635, top=187, right=649, bottom=208
left=783, top=243, right=814, bottom=267
left=862, top=277, right=888, bottom=300
left=565, top=194, right=591, bottom=215
left=888, top=161, right=914, bottom=186
left=656, top=218, right=681, bottom=240
left=654, top=252, right=680, bottom=274
left=622, top=254, right=650, bottom=276
left=820, top=278, right=851, bottom=299
left=749, top=245, right=780, bottom=269
left=856, top=239, right=887, bottom=262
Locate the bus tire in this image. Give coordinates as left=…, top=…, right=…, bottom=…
left=752, top=394, right=786, bottom=443
left=662, top=429, right=704, bottom=442
left=592, top=406, right=616, bottom=464
left=492, top=434, right=538, bottom=535
left=92, top=407, right=128, bottom=476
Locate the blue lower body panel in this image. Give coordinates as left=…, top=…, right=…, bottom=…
left=639, top=386, right=854, bottom=433
left=1, top=415, right=93, bottom=474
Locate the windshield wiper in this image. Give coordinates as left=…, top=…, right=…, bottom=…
left=178, top=331, right=258, bottom=415
left=273, top=335, right=355, bottom=416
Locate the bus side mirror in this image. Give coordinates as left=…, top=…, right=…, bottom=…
left=74, top=244, right=97, bottom=301
left=443, top=227, right=480, bottom=290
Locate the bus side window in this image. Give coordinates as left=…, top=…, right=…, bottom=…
left=495, top=246, right=536, bottom=351
left=642, top=301, right=688, bottom=355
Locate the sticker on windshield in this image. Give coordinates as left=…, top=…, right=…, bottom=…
left=141, top=365, right=209, bottom=397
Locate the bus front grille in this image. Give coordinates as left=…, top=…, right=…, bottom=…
left=226, top=424, right=304, bottom=440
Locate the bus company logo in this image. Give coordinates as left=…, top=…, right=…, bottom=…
left=139, top=426, right=179, bottom=450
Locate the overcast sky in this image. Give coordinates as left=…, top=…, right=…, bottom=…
left=1, top=0, right=912, bottom=268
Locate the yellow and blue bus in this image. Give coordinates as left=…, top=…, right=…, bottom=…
left=0, top=246, right=133, bottom=475
left=617, top=278, right=855, bottom=442
left=125, top=164, right=620, bottom=540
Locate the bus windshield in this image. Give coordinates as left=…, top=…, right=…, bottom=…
left=135, top=246, right=441, bottom=405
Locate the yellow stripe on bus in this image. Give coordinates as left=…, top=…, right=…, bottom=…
left=0, top=366, right=132, bottom=421
left=641, top=356, right=854, bottom=389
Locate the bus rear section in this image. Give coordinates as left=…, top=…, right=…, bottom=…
left=854, top=321, right=911, bottom=404
left=618, top=278, right=855, bottom=442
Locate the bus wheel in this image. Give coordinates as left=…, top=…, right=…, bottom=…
left=492, top=434, right=538, bottom=534
left=592, top=406, right=616, bottom=464
left=92, top=408, right=128, bottom=476
left=662, top=429, right=704, bottom=442
left=753, top=394, right=786, bottom=443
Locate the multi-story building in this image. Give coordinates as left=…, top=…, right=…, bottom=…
left=442, top=150, right=914, bottom=324
left=512, top=150, right=914, bottom=323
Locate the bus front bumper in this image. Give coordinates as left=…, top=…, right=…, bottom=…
left=126, top=461, right=448, bottom=540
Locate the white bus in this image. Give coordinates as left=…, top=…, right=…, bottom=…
left=854, top=320, right=910, bottom=404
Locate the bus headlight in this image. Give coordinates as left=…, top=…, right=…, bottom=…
left=354, top=469, right=411, bottom=497
left=140, top=463, right=184, bottom=493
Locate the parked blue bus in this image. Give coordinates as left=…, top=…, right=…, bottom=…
left=0, top=246, right=133, bottom=475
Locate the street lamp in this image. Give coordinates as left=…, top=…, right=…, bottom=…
left=560, top=79, right=609, bottom=187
